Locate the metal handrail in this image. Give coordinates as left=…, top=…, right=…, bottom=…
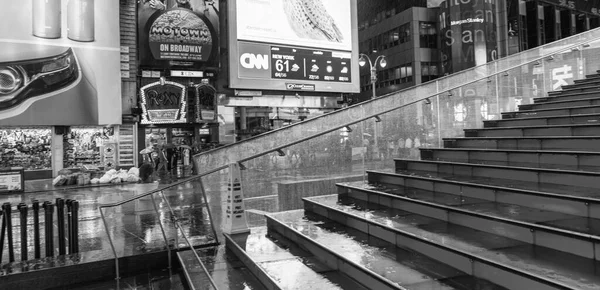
left=159, top=190, right=219, bottom=290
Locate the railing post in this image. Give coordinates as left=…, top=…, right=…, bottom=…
left=56, top=198, right=66, bottom=255
left=32, top=200, right=41, bottom=259
left=150, top=193, right=171, bottom=274
left=18, top=203, right=28, bottom=261
left=3, top=203, right=15, bottom=262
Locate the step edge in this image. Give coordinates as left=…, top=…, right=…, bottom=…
left=337, top=183, right=600, bottom=244
left=464, top=123, right=600, bottom=131
left=364, top=169, right=600, bottom=207
left=483, top=112, right=600, bottom=122
left=501, top=104, right=600, bottom=114
left=442, top=136, right=600, bottom=140
left=223, top=233, right=284, bottom=290
left=302, top=197, right=574, bottom=290
left=176, top=251, right=201, bottom=290
left=527, top=96, right=600, bottom=106
left=265, top=215, right=407, bottom=290
left=419, top=147, right=600, bottom=155
left=394, top=158, right=600, bottom=177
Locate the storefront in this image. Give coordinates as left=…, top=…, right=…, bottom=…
left=0, top=127, right=53, bottom=179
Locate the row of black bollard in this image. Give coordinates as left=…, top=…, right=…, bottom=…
left=0, top=199, right=79, bottom=265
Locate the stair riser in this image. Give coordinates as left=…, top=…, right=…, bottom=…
left=484, top=115, right=600, bottom=127
left=367, top=172, right=599, bottom=219
left=303, top=197, right=567, bottom=290
left=397, top=161, right=600, bottom=189
left=535, top=93, right=600, bottom=103
left=523, top=99, right=600, bottom=111
left=265, top=216, right=402, bottom=290
left=445, top=138, right=600, bottom=152
left=420, top=150, right=600, bottom=172
left=551, top=86, right=600, bottom=95
left=503, top=106, right=600, bottom=119
left=338, top=187, right=600, bottom=262
left=467, top=126, right=600, bottom=137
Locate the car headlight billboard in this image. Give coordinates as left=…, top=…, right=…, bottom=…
left=0, top=0, right=122, bottom=126
left=228, top=0, right=360, bottom=93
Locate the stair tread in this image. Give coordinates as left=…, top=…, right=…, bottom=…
left=302, top=195, right=600, bottom=290
left=391, top=169, right=600, bottom=199
left=529, top=96, right=600, bottom=105
left=360, top=182, right=600, bottom=236
left=484, top=112, right=600, bottom=122
left=502, top=104, right=600, bottom=114
left=229, top=227, right=359, bottom=290
left=466, top=122, right=600, bottom=130
left=270, top=210, right=507, bottom=289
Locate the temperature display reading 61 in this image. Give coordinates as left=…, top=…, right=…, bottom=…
left=271, top=46, right=352, bottom=83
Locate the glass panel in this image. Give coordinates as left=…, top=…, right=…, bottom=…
left=195, top=28, right=600, bottom=177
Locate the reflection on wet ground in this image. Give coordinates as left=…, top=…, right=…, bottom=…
left=0, top=161, right=391, bottom=282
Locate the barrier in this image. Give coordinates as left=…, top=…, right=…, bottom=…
left=0, top=199, right=80, bottom=265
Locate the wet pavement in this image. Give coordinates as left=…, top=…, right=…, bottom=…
left=0, top=160, right=391, bottom=287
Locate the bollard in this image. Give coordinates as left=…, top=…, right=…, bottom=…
left=32, top=200, right=41, bottom=259
left=3, top=203, right=15, bottom=262
left=43, top=202, right=54, bottom=257
left=56, top=198, right=66, bottom=256
left=71, top=201, right=79, bottom=253
left=66, top=200, right=73, bottom=254
left=18, top=203, right=28, bottom=261
left=0, top=207, right=5, bottom=264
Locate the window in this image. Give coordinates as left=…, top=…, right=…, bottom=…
left=419, top=22, right=437, bottom=48
left=421, top=62, right=439, bottom=82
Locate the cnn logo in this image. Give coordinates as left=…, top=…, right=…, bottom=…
left=240, top=53, right=269, bottom=70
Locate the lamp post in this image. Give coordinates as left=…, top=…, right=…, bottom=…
left=359, top=53, right=387, bottom=160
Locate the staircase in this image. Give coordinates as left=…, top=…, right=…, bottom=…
left=227, top=72, right=600, bottom=289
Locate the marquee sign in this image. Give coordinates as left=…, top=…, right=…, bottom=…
left=194, top=84, right=217, bottom=122
left=140, top=80, right=187, bottom=124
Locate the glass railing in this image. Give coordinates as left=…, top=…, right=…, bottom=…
left=98, top=177, right=218, bottom=288
left=95, top=27, right=600, bottom=288
left=191, top=27, right=600, bottom=218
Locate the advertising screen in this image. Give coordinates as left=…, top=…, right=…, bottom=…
left=229, top=0, right=360, bottom=93
left=0, top=0, right=122, bottom=126
left=138, top=0, right=220, bottom=68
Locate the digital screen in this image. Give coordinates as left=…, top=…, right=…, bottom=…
left=228, top=0, right=360, bottom=93
left=0, top=169, right=24, bottom=193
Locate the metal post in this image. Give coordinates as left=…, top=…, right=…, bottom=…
left=4, top=203, right=14, bottom=262
left=72, top=201, right=79, bottom=253
left=32, top=200, right=41, bottom=259
left=0, top=207, right=6, bottom=264
left=66, top=200, right=73, bottom=254
left=56, top=198, right=66, bottom=255
left=18, top=203, right=28, bottom=261
left=150, top=193, right=171, bottom=274
left=43, top=202, right=54, bottom=257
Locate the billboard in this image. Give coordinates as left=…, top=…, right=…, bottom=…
left=439, top=0, right=498, bottom=75
left=0, top=0, right=122, bottom=126
left=229, top=0, right=360, bottom=93
left=138, top=0, right=220, bottom=68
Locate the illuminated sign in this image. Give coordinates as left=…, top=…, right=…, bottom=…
left=138, top=1, right=220, bottom=68
left=194, top=84, right=217, bottom=122
left=171, top=70, right=204, bottom=77
left=140, top=80, right=187, bottom=124
left=228, top=0, right=360, bottom=93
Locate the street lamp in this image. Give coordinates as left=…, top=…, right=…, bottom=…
left=359, top=53, right=387, bottom=100
left=359, top=53, right=387, bottom=160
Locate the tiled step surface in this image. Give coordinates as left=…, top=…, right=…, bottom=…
left=443, top=136, right=600, bottom=151
left=501, top=104, right=600, bottom=119
left=483, top=113, right=600, bottom=127
left=355, top=180, right=600, bottom=238
left=335, top=181, right=600, bottom=261
left=395, top=159, right=600, bottom=190
left=267, top=209, right=508, bottom=290
left=374, top=168, right=600, bottom=201
left=303, top=194, right=600, bottom=290
left=419, top=148, right=600, bottom=172
left=464, top=123, right=600, bottom=137
left=520, top=97, right=600, bottom=110
left=224, top=227, right=362, bottom=290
